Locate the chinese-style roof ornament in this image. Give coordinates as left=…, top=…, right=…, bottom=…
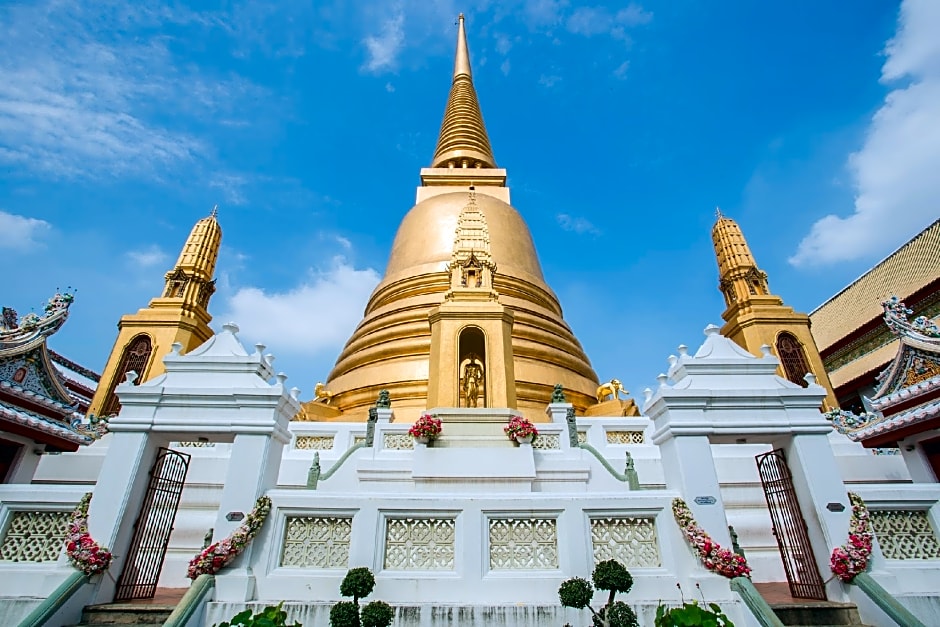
left=0, top=292, right=106, bottom=449
left=826, top=296, right=940, bottom=445
left=0, top=292, right=74, bottom=348
left=882, top=296, right=940, bottom=339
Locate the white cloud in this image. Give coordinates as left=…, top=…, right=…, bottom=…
left=613, top=61, right=630, bottom=79
left=220, top=258, right=380, bottom=356
left=363, top=12, right=405, bottom=72
left=0, top=210, right=51, bottom=251
left=539, top=74, right=562, bottom=87
left=385, top=82, right=396, bottom=93
left=126, top=245, right=169, bottom=268
left=566, top=4, right=651, bottom=38
left=501, top=59, right=512, bottom=76
left=557, top=213, right=600, bottom=235
left=0, top=2, right=266, bottom=179
left=790, top=0, right=940, bottom=266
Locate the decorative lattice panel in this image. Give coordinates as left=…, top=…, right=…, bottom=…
left=871, top=510, right=940, bottom=560
left=294, top=436, right=335, bottom=450
left=872, top=448, right=900, bottom=456
left=489, top=518, right=558, bottom=570
left=175, top=441, right=216, bottom=448
left=606, top=431, right=645, bottom=444
left=532, top=434, right=561, bottom=450
left=279, top=516, right=352, bottom=568
left=383, top=433, right=414, bottom=450
left=354, top=436, right=367, bottom=445
left=383, top=518, right=456, bottom=570
left=0, top=510, right=70, bottom=562
left=577, top=431, right=587, bottom=444
left=591, top=517, right=661, bottom=567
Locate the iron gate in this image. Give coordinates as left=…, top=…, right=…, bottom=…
left=756, top=448, right=827, bottom=600
left=115, top=447, right=190, bottom=601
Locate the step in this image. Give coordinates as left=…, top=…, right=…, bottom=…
left=77, top=604, right=175, bottom=625
left=770, top=602, right=863, bottom=626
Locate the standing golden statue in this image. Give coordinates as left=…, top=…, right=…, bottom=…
left=462, top=353, right=484, bottom=407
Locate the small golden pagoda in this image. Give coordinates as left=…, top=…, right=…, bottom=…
left=712, top=211, right=838, bottom=409
left=89, top=208, right=222, bottom=417
left=303, top=15, right=598, bottom=422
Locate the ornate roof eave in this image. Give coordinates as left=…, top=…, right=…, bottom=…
left=828, top=399, right=940, bottom=445
left=871, top=296, right=940, bottom=400
left=0, top=337, right=80, bottom=410
left=0, top=400, right=92, bottom=448
left=0, top=302, right=70, bottom=349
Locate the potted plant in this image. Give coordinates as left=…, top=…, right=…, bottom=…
left=504, top=415, right=539, bottom=444
left=655, top=600, right=734, bottom=627
left=216, top=602, right=300, bottom=627
left=409, top=413, right=442, bottom=444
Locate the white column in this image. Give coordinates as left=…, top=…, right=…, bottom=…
left=5, top=446, right=42, bottom=483
left=213, top=433, right=287, bottom=601
left=86, top=431, right=166, bottom=604
left=783, top=434, right=853, bottom=599
left=658, top=435, right=732, bottom=547
left=899, top=436, right=939, bottom=482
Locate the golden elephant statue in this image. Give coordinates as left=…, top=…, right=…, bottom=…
left=314, top=382, right=333, bottom=404
left=596, top=379, right=627, bottom=403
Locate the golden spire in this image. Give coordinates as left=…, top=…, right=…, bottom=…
left=712, top=213, right=759, bottom=281
left=160, top=208, right=222, bottom=306
left=171, top=208, right=222, bottom=283
left=430, top=14, right=496, bottom=169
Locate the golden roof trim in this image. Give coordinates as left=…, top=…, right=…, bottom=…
left=810, top=219, right=940, bottom=350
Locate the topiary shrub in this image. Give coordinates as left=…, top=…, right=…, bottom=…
left=559, top=560, right=637, bottom=627
left=603, top=601, right=639, bottom=627
left=216, top=602, right=300, bottom=627
left=559, top=577, right=594, bottom=609
left=360, top=600, right=394, bottom=627
left=340, top=567, right=376, bottom=604
left=330, top=600, right=361, bottom=627
left=331, top=568, right=394, bottom=627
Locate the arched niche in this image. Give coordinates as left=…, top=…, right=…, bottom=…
left=458, top=326, right=486, bottom=408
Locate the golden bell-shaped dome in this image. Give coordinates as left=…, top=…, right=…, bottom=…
left=312, top=15, right=598, bottom=421
left=325, top=191, right=598, bottom=419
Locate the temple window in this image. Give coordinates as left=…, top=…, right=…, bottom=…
left=102, top=334, right=153, bottom=416
left=776, top=332, right=812, bottom=387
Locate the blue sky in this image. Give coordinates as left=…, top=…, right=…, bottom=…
left=2, top=1, right=938, bottom=401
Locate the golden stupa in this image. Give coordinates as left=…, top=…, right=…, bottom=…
left=304, top=15, right=599, bottom=422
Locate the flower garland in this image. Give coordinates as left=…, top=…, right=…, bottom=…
left=65, top=493, right=113, bottom=576
left=672, top=498, right=751, bottom=579
left=408, top=413, right=442, bottom=439
left=504, top=415, right=538, bottom=440
left=830, top=492, right=873, bottom=582
left=187, top=496, right=272, bottom=579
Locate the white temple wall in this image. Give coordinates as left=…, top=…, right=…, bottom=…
left=28, top=417, right=916, bottom=590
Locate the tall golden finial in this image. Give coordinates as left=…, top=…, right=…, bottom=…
left=430, top=14, right=496, bottom=169
left=210, top=204, right=218, bottom=218
left=170, top=211, right=223, bottom=284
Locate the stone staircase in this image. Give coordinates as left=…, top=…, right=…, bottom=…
left=756, top=583, right=871, bottom=626
left=69, top=602, right=175, bottom=626
left=771, top=600, right=870, bottom=626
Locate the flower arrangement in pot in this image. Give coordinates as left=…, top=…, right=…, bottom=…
left=504, top=415, right=538, bottom=444
left=408, top=413, right=442, bottom=444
